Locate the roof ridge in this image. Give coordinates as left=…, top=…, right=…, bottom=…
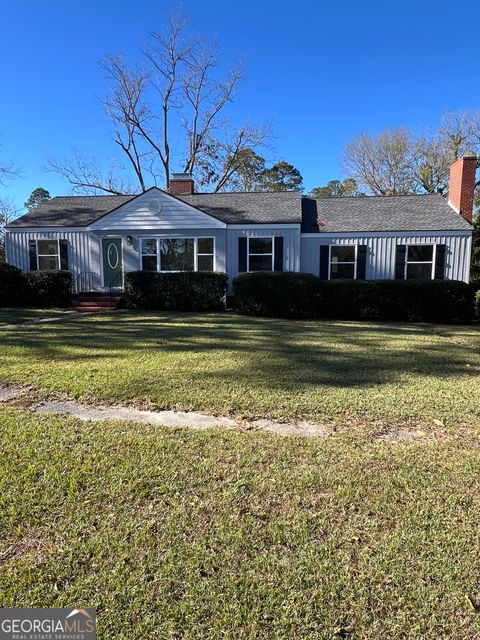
left=305, top=192, right=443, bottom=201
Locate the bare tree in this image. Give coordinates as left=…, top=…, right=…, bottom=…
left=48, top=7, right=270, bottom=194
left=343, top=113, right=480, bottom=197
left=0, top=197, right=21, bottom=243
left=343, top=129, right=417, bottom=195
left=47, top=149, right=137, bottom=195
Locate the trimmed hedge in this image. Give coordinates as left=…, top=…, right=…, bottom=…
left=233, top=272, right=476, bottom=323
left=122, top=271, right=228, bottom=311
left=0, top=266, right=72, bottom=308
left=0, top=264, right=29, bottom=306
left=25, top=271, right=73, bottom=308
left=234, top=272, right=321, bottom=318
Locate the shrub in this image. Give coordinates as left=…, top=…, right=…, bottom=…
left=233, top=272, right=476, bottom=323
left=475, top=289, right=480, bottom=321
left=234, top=272, right=320, bottom=318
left=122, top=271, right=228, bottom=311
left=25, top=271, right=73, bottom=308
left=0, top=263, right=29, bottom=307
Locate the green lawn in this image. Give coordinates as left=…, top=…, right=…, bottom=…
left=0, top=307, right=72, bottom=325
left=0, top=311, right=479, bottom=426
left=1, top=406, right=479, bottom=639
left=1, top=312, right=480, bottom=638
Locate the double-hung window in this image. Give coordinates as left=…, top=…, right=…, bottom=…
left=329, top=245, right=356, bottom=279
left=141, top=237, right=215, bottom=272
left=37, top=240, right=60, bottom=271
left=405, top=245, right=434, bottom=279
left=248, top=237, right=273, bottom=271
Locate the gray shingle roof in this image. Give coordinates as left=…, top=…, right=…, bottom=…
left=301, top=193, right=471, bottom=233
left=8, top=195, right=133, bottom=228
left=7, top=190, right=302, bottom=227
left=7, top=189, right=470, bottom=232
left=178, top=191, right=302, bottom=224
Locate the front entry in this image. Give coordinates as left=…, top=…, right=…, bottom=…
left=102, top=238, right=123, bottom=287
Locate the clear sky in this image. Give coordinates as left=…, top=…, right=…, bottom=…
left=1, top=0, right=479, bottom=209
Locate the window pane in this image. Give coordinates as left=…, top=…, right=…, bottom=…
left=330, top=263, right=355, bottom=279
left=408, top=245, right=433, bottom=262
left=142, top=255, right=157, bottom=271
left=38, top=256, right=59, bottom=271
left=198, top=238, right=214, bottom=254
left=406, top=263, right=432, bottom=279
left=160, top=239, right=194, bottom=271
left=142, top=239, right=157, bottom=255
left=38, top=240, right=58, bottom=256
left=249, top=255, right=273, bottom=271
left=198, top=255, right=214, bottom=272
left=331, top=246, right=355, bottom=262
left=249, top=238, right=273, bottom=254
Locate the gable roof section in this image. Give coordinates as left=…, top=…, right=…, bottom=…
left=8, top=189, right=302, bottom=228
left=302, top=193, right=472, bottom=233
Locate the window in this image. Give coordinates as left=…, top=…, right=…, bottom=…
left=141, top=239, right=158, bottom=271
left=405, top=245, right=434, bottom=280
left=37, top=240, right=60, bottom=271
left=197, top=237, right=214, bottom=271
left=141, top=237, right=214, bottom=272
left=248, top=237, right=273, bottom=272
left=160, top=239, right=194, bottom=271
left=330, top=245, right=356, bottom=279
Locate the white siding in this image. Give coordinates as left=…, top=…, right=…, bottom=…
left=6, top=229, right=92, bottom=277
left=226, top=227, right=301, bottom=290
left=90, top=188, right=225, bottom=230
left=300, top=232, right=472, bottom=282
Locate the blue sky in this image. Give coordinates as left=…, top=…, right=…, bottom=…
left=1, top=0, right=479, bottom=209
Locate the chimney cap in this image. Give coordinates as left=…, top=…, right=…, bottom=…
left=463, top=150, right=477, bottom=159
left=170, top=172, right=193, bottom=181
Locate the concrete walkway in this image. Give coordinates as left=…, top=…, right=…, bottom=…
left=0, top=382, right=438, bottom=440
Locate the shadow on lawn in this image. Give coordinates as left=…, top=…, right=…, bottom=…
left=0, top=312, right=478, bottom=391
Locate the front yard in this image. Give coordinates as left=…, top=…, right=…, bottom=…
left=0, top=311, right=479, bottom=425
left=1, top=312, right=479, bottom=639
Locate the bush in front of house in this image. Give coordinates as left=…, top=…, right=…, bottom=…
left=233, top=272, right=476, bottom=323
left=122, top=271, right=228, bottom=311
left=233, top=272, right=321, bottom=318
left=0, top=263, right=30, bottom=306
left=0, top=266, right=72, bottom=308
left=25, top=271, right=73, bottom=308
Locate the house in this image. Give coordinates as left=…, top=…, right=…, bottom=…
left=5, top=154, right=476, bottom=293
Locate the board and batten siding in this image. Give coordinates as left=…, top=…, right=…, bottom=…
left=5, top=230, right=91, bottom=277
left=226, top=226, right=301, bottom=287
left=300, top=232, right=472, bottom=282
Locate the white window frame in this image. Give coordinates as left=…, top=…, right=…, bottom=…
left=140, top=236, right=216, bottom=272
left=37, top=239, right=60, bottom=271
left=247, top=236, right=274, bottom=272
left=328, top=244, right=357, bottom=280
left=405, top=244, right=436, bottom=280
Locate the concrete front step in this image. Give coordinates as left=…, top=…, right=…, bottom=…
left=66, top=306, right=114, bottom=313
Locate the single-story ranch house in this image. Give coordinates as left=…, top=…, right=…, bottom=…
left=5, top=154, right=476, bottom=293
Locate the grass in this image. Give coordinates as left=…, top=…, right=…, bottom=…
left=0, top=307, right=72, bottom=325
left=1, top=405, right=479, bottom=639
left=0, top=311, right=479, bottom=426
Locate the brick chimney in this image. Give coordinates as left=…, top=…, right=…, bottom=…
left=168, top=172, right=195, bottom=196
left=448, top=152, right=477, bottom=223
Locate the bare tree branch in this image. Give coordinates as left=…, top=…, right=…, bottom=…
left=46, top=149, right=137, bottom=195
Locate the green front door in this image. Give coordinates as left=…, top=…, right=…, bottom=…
left=102, top=238, right=123, bottom=287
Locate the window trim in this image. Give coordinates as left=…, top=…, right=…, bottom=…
left=140, top=236, right=216, bottom=272
left=247, top=236, right=274, bottom=272
left=404, top=244, right=436, bottom=280
left=36, top=239, right=60, bottom=271
left=328, top=244, right=357, bottom=280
